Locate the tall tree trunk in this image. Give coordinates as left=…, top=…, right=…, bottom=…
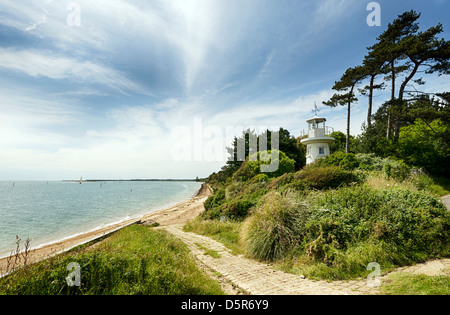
left=346, top=85, right=355, bottom=154
left=399, top=62, right=420, bottom=101
left=346, top=101, right=351, bottom=154
left=393, top=62, right=421, bottom=142
left=387, top=61, right=396, bottom=139
left=367, top=74, right=375, bottom=129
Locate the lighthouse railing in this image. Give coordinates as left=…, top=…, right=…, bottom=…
left=303, top=126, right=335, bottom=139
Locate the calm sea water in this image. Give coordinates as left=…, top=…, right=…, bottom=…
left=0, top=180, right=201, bottom=258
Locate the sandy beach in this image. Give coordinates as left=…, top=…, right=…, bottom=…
left=0, top=183, right=211, bottom=275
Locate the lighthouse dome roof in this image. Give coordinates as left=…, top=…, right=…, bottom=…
left=306, top=115, right=327, bottom=123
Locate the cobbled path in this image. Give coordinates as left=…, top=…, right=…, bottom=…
left=164, top=225, right=379, bottom=295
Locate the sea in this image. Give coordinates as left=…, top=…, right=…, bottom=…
left=0, top=180, right=202, bottom=258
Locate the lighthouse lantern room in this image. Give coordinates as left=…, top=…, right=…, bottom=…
left=300, top=106, right=335, bottom=165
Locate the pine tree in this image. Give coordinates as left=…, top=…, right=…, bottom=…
left=323, top=66, right=365, bottom=153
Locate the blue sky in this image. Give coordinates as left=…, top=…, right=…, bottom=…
left=0, top=0, right=449, bottom=180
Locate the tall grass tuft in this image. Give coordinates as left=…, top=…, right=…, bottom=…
left=240, top=190, right=309, bottom=261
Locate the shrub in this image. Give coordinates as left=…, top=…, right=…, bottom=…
left=355, top=153, right=385, bottom=171
left=233, top=150, right=295, bottom=182
left=317, top=152, right=360, bottom=170
left=310, top=186, right=450, bottom=261
left=240, top=190, right=310, bottom=261
left=266, top=173, right=294, bottom=190
left=295, top=166, right=355, bottom=190
left=203, top=183, right=267, bottom=221
left=204, top=188, right=226, bottom=212
left=254, top=150, right=295, bottom=178
left=383, top=159, right=410, bottom=182
left=232, top=160, right=260, bottom=182
left=249, top=173, right=269, bottom=184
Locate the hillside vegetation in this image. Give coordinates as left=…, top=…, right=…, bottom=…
left=187, top=152, right=450, bottom=280
left=0, top=225, right=224, bottom=295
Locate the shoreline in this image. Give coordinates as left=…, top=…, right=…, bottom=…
left=0, top=183, right=211, bottom=275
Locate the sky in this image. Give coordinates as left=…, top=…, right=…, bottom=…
left=0, top=0, right=449, bottom=180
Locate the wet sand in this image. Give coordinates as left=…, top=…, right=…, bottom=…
left=0, top=183, right=211, bottom=275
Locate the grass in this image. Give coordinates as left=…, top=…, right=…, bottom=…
left=428, top=176, right=450, bottom=197
left=381, top=273, right=450, bottom=295
left=365, top=171, right=450, bottom=197
left=240, top=190, right=309, bottom=261
left=195, top=243, right=222, bottom=258
left=184, top=219, right=242, bottom=255
left=0, top=225, right=224, bottom=295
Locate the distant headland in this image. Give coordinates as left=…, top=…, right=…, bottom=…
left=62, top=178, right=201, bottom=183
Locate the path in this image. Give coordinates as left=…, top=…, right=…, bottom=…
left=442, top=194, right=450, bottom=212
left=164, top=224, right=450, bottom=295
left=164, top=224, right=375, bottom=295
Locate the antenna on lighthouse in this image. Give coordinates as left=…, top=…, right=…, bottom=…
left=312, top=102, right=320, bottom=116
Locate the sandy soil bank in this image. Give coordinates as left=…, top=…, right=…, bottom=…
left=0, top=183, right=211, bottom=275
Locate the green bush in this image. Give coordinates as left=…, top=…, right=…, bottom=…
left=232, top=160, right=260, bottom=182
left=356, top=153, right=386, bottom=171
left=249, top=173, right=269, bottom=184
left=317, top=152, right=360, bottom=170
left=204, top=188, right=226, bottom=212
left=383, top=159, right=410, bottom=182
left=233, top=150, right=295, bottom=182
left=266, top=173, right=294, bottom=190
left=254, top=150, right=296, bottom=178
left=239, top=184, right=449, bottom=279
left=309, top=186, right=450, bottom=261
left=203, top=181, right=268, bottom=220
left=295, top=166, right=355, bottom=190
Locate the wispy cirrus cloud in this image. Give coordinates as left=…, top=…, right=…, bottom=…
left=0, top=48, right=149, bottom=95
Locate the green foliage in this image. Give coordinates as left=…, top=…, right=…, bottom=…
left=310, top=186, right=450, bottom=262
left=355, top=153, right=386, bottom=171
left=200, top=109, right=450, bottom=282
left=184, top=219, right=242, bottom=255
left=266, top=173, right=295, bottom=190
left=249, top=173, right=269, bottom=184
left=232, top=160, right=260, bottom=182
left=329, top=131, right=347, bottom=153
left=232, top=150, right=295, bottom=182
left=295, top=165, right=356, bottom=190
left=383, top=159, right=410, bottom=181
left=204, top=188, right=226, bottom=212
left=398, top=119, right=449, bottom=176
left=240, top=190, right=309, bottom=261
left=0, top=226, right=224, bottom=295
left=317, top=152, right=360, bottom=170
left=250, top=150, right=296, bottom=179
left=225, top=128, right=305, bottom=174
left=273, top=128, right=306, bottom=169
left=240, top=184, right=450, bottom=279
left=203, top=179, right=268, bottom=220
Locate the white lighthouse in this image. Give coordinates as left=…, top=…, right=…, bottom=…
left=301, top=106, right=335, bottom=165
